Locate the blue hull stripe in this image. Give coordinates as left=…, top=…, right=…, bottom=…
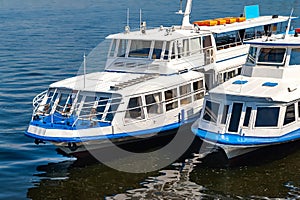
left=25, top=116, right=198, bottom=143
left=192, top=127, right=300, bottom=146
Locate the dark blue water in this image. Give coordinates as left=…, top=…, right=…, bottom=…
left=0, top=0, right=300, bottom=199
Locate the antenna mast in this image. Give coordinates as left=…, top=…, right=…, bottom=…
left=284, top=8, right=294, bottom=40
left=83, top=53, right=86, bottom=88
left=181, top=0, right=193, bottom=28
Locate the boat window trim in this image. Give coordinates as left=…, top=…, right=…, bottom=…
left=161, top=41, right=167, bottom=60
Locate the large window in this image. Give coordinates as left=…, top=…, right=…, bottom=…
left=145, top=92, right=163, bottom=117
left=128, top=40, right=152, bottom=58
left=125, top=96, right=145, bottom=120
left=152, top=41, right=163, bottom=60
left=203, top=100, right=220, bottom=123
left=165, top=88, right=178, bottom=111
left=180, top=84, right=192, bottom=105
left=247, top=47, right=257, bottom=64
left=258, top=48, right=286, bottom=64
left=117, top=39, right=128, bottom=57
left=283, top=104, right=295, bottom=126
left=255, top=107, right=280, bottom=127
left=290, top=49, right=300, bottom=65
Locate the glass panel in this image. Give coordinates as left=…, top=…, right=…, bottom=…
left=284, top=104, right=295, bottom=125
left=203, top=100, right=220, bottom=123
left=255, top=107, right=280, bottom=127
left=298, top=102, right=300, bottom=118
left=96, top=97, right=109, bottom=120
left=258, top=48, right=286, bottom=64
left=193, top=80, right=203, bottom=91
left=203, top=35, right=212, bottom=48
left=290, top=49, right=300, bottom=65
left=190, top=37, right=201, bottom=55
left=146, top=93, right=163, bottom=116
left=243, top=107, right=252, bottom=127
left=228, top=103, right=243, bottom=132
left=109, top=39, right=117, bottom=57
left=129, top=40, right=152, bottom=58
left=165, top=88, right=178, bottom=111
left=80, top=96, right=96, bottom=119
left=194, top=91, right=204, bottom=101
left=247, top=47, right=257, bottom=64
left=152, top=41, right=163, bottom=59
left=180, top=84, right=191, bottom=95
left=117, top=39, right=128, bottom=57
left=164, top=41, right=170, bottom=60
left=221, top=105, right=229, bottom=124
left=56, top=93, right=69, bottom=112
left=125, top=97, right=145, bottom=119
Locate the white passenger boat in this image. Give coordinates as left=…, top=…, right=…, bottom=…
left=25, top=0, right=293, bottom=156
left=192, top=23, right=300, bottom=159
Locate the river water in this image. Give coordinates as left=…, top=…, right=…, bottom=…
left=0, top=0, right=300, bottom=199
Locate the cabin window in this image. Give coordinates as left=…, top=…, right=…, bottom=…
left=109, top=39, right=117, bottom=57
left=202, top=35, right=212, bottom=48
left=165, top=88, right=178, bottom=111
left=128, top=40, right=152, bottom=58
left=193, top=80, right=204, bottom=100
left=298, top=102, right=300, bottom=118
left=290, top=49, right=300, bottom=65
left=125, top=96, right=145, bottom=120
left=164, top=41, right=171, bottom=60
left=255, top=107, right=280, bottom=127
left=180, top=84, right=192, bottom=105
left=243, top=107, right=252, bottom=127
left=247, top=47, right=257, bottom=64
left=96, top=97, right=109, bottom=120
left=79, top=96, right=97, bottom=119
left=203, top=100, right=220, bottom=123
left=215, top=31, right=239, bottom=49
left=117, top=39, right=128, bottom=57
left=183, top=39, right=189, bottom=57
left=257, top=48, right=286, bottom=64
left=228, top=103, right=243, bottom=132
left=152, top=41, right=163, bottom=59
left=56, top=93, right=70, bottom=113
left=283, top=104, right=295, bottom=126
left=221, top=105, right=229, bottom=124
left=146, top=92, right=163, bottom=117
left=190, top=37, right=201, bottom=55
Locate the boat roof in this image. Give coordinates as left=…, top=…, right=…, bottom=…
left=244, top=33, right=300, bottom=47
left=106, top=27, right=211, bottom=41
left=50, top=71, right=204, bottom=96
left=209, top=75, right=300, bottom=103
left=198, top=16, right=295, bottom=34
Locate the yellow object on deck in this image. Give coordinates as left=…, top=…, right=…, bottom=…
left=214, top=19, right=227, bottom=25
left=224, top=18, right=237, bottom=24
left=193, top=20, right=218, bottom=26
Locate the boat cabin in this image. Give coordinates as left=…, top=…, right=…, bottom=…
left=198, top=31, right=300, bottom=138
left=105, top=27, right=216, bottom=75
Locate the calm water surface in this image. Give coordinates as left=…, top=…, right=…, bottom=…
left=0, top=0, right=300, bottom=199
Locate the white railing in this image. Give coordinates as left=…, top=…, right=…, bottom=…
left=32, top=90, right=47, bottom=114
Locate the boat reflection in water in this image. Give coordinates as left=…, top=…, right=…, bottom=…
left=27, top=142, right=300, bottom=199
